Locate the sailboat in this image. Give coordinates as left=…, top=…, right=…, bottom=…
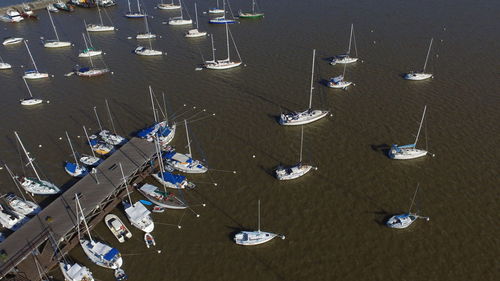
left=234, top=200, right=285, bottom=246
left=55, top=232, right=95, bottom=281
left=275, top=126, right=316, bottom=180
left=137, top=12, right=156, bottom=39
left=280, top=49, right=329, bottom=126
left=20, top=77, right=43, bottom=106
left=125, top=0, right=145, bottom=18
left=76, top=193, right=124, bottom=269
left=386, top=184, right=430, bottom=229
left=120, top=163, right=155, bottom=233
left=75, top=34, right=109, bottom=77
left=86, top=3, right=114, bottom=32
left=153, top=170, right=195, bottom=189
left=13, top=131, right=60, bottom=195
left=98, top=101, right=127, bottom=146
left=388, top=105, right=430, bottom=160
left=158, top=0, right=181, bottom=10
left=204, top=23, right=242, bottom=70
left=0, top=54, right=11, bottom=70
left=80, top=125, right=102, bottom=166
left=23, top=41, right=49, bottom=79
left=134, top=29, right=163, bottom=56
left=164, top=120, right=208, bottom=173
left=64, top=131, right=89, bottom=178
left=328, top=63, right=353, bottom=89
left=208, top=0, right=225, bottom=14
left=404, top=38, right=434, bottom=80
left=137, top=86, right=176, bottom=147
left=185, top=3, right=207, bottom=38
left=168, top=0, right=192, bottom=25
left=238, top=0, right=264, bottom=19
left=4, top=164, right=41, bottom=216
left=3, top=37, right=23, bottom=46
left=104, top=214, right=132, bottom=243
left=209, top=0, right=237, bottom=24
left=0, top=204, right=29, bottom=231
left=79, top=24, right=103, bottom=57
left=331, top=24, right=358, bottom=65
left=43, top=7, right=71, bottom=48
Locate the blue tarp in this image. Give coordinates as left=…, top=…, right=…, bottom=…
left=162, top=150, right=176, bottom=160
left=65, top=162, right=77, bottom=173
left=158, top=171, right=185, bottom=185
left=157, top=126, right=171, bottom=137
left=397, top=144, right=416, bottom=149
left=103, top=247, right=120, bottom=261
left=137, top=124, right=156, bottom=138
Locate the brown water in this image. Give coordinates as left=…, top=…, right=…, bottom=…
left=0, top=0, right=498, bottom=280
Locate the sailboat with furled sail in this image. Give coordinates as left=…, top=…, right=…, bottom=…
left=404, top=38, right=434, bottom=80
left=208, top=0, right=225, bottom=14
left=185, top=3, right=207, bottom=38
left=168, top=0, right=192, bottom=25
left=275, top=126, right=316, bottom=180
left=79, top=25, right=103, bottom=57
left=23, top=41, right=49, bottom=79
left=20, top=77, right=43, bottom=106
left=234, top=200, right=285, bottom=245
left=4, top=164, right=41, bottom=216
left=204, top=23, right=242, bottom=70
left=330, top=24, right=358, bottom=65
left=64, top=131, right=89, bottom=178
left=158, top=0, right=181, bottom=10
left=43, top=7, right=71, bottom=48
left=125, top=0, right=145, bottom=18
left=327, top=63, right=353, bottom=90
left=386, top=184, right=430, bottom=229
left=209, top=0, right=237, bottom=24
left=75, top=33, right=109, bottom=77
left=13, top=131, right=60, bottom=195
left=86, top=3, right=114, bottom=32
left=137, top=12, right=156, bottom=39
left=238, top=0, right=264, bottom=19
left=280, top=49, right=329, bottom=125
left=80, top=125, right=102, bottom=166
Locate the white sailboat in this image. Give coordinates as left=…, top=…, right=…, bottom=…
left=0, top=204, right=29, bottom=231
left=59, top=261, right=95, bottom=281
left=404, top=38, right=434, bottom=80
left=20, top=77, right=44, bottom=106
left=13, top=131, right=60, bottom=195
left=64, top=131, right=89, bottom=178
left=331, top=23, right=358, bottom=65
left=104, top=214, right=132, bottom=243
left=168, top=0, right=192, bottom=25
left=328, top=63, right=353, bottom=89
left=125, top=0, right=145, bottom=18
left=4, top=164, right=41, bottom=216
left=208, top=0, right=225, bottom=14
left=44, top=7, right=72, bottom=48
left=80, top=125, right=102, bottom=166
left=120, top=163, right=155, bottom=233
left=386, top=184, right=430, bottom=229
left=0, top=55, right=11, bottom=70
left=204, top=23, right=242, bottom=69
left=86, top=3, right=115, bottom=32
left=137, top=12, right=157, bottom=39
left=23, top=41, right=49, bottom=79
left=158, top=0, right=181, bottom=10
left=185, top=3, right=207, bottom=38
left=209, top=0, right=237, bottom=24
left=2, top=37, right=23, bottom=46
left=234, top=200, right=285, bottom=246
left=275, top=126, right=316, bottom=180
left=388, top=105, right=430, bottom=160
left=164, top=120, right=208, bottom=173
left=134, top=29, right=163, bottom=56
left=98, top=101, right=127, bottom=146
left=75, top=34, right=109, bottom=77
left=79, top=27, right=103, bottom=57
left=280, top=49, right=329, bottom=126
left=76, top=194, right=124, bottom=269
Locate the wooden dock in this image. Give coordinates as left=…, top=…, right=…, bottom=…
left=0, top=137, right=157, bottom=280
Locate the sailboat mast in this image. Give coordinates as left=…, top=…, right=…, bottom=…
left=24, top=41, right=39, bottom=72
left=149, top=86, right=158, bottom=123
left=180, top=0, right=183, bottom=19
left=105, top=99, right=117, bottom=134
left=93, top=107, right=104, bottom=132
left=211, top=35, right=216, bottom=62
left=308, top=49, right=316, bottom=109
left=347, top=23, right=353, bottom=55
left=144, top=13, right=150, bottom=34
left=252, top=0, right=256, bottom=14
left=65, top=131, right=80, bottom=167
left=154, top=137, right=169, bottom=192
left=119, top=163, right=133, bottom=203
left=195, top=2, right=199, bottom=29
left=97, top=3, right=104, bottom=26
left=423, top=38, right=433, bottom=72
left=408, top=183, right=420, bottom=214
left=299, top=126, right=304, bottom=163
left=4, top=164, right=28, bottom=201
left=136, top=0, right=141, bottom=12
left=22, top=77, right=34, bottom=98
left=82, top=33, right=94, bottom=67
left=257, top=199, right=261, bottom=232
left=75, top=194, right=93, bottom=242
left=162, top=92, right=169, bottom=125
left=83, top=126, right=97, bottom=158
left=14, top=131, right=42, bottom=181
left=184, top=120, right=192, bottom=156
left=225, top=23, right=230, bottom=61
left=84, top=20, right=95, bottom=48
left=47, top=8, right=60, bottom=41
left=127, top=0, right=131, bottom=13
left=413, top=105, right=427, bottom=146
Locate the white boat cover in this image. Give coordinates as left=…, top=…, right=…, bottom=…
left=125, top=202, right=150, bottom=222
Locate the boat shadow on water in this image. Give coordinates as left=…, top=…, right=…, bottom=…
left=370, top=143, right=391, bottom=157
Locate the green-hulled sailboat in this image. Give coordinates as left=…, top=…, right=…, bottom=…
left=238, top=0, right=264, bottom=19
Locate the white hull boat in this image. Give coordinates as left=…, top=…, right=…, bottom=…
left=186, top=29, right=207, bottom=38
left=3, top=37, right=23, bottom=45
left=80, top=239, right=123, bottom=269
left=280, top=109, right=329, bottom=126
left=330, top=24, right=359, bottom=65
left=388, top=106, right=430, bottom=160
left=80, top=155, right=102, bottom=166
left=99, top=130, right=126, bottom=146
left=104, top=214, right=132, bottom=243
left=135, top=46, right=163, bottom=56
left=17, top=177, right=60, bottom=195
left=64, top=162, right=88, bottom=177
left=89, top=135, right=114, bottom=156
left=138, top=184, right=187, bottom=209
left=387, top=184, right=429, bottom=229
left=208, top=8, right=225, bottom=14
left=152, top=172, right=195, bottom=189
left=4, top=193, right=40, bottom=216
left=123, top=200, right=155, bottom=233
left=86, top=25, right=115, bottom=32
left=158, top=4, right=181, bottom=10
left=0, top=206, right=29, bottom=231
left=164, top=150, right=208, bottom=173
left=169, top=18, right=192, bottom=25
left=136, top=33, right=157, bottom=40
left=0, top=62, right=11, bottom=69
left=78, top=50, right=102, bottom=58
left=59, top=261, right=95, bottom=281
left=44, top=41, right=72, bottom=48
left=328, top=74, right=352, bottom=89
left=23, top=71, right=49, bottom=79
left=275, top=164, right=313, bottom=180
left=205, top=60, right=241, bottom=70
left=20, top=98, right=43, bottom=106
left=404, top=38, right=434, bottom=81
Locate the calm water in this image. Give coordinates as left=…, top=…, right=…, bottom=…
left=0, top=0, right=498, bottom=280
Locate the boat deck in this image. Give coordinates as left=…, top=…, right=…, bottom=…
left=0, top=137, right=156, bottom=279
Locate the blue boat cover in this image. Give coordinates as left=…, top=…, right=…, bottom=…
left=78, top=67, right=90, bottom=73
left=89, top=138, right=99, bottom=146
left=104, top=247, right=119, bottom=261
left=162, top=150, right=176, bottom=160
left=397, top=144, right=416, bottom=149
left=157, top=126, right=171, bottom=137
left=137, top=124, right=156, bottom=138
left=158, top=171, right=185, bottom=184
left=65, top=162, right=78, bottom=173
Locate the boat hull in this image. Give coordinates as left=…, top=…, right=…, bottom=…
left=158, top=4, right=181, bottom=10
left=185, top=29, right=207, bottom=38
left=275, top=164, right=313, bottom=180
left=44, top=41, right=72, bottom=48
left=2, top=37, right=23, bottom=45
left=0, top=63, right=12, bottom=69
left=404, top=72, right=433, bottom=80
left=234, top=231, right=279, bottom=246
left=23, top=72, right=49, bottom=79
left=20, top=98, right=43, bottom=106
left=280, top=110, right=329, bottom=126
left=86, top=25, right=115, bottom=32
left=78, top=50, right=103, bottom=57
left=205, top=61, right=242, bottom=70
left=389, top=147, right=428, bottom=160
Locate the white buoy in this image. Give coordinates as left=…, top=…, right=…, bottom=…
left=252, top=155, right=256, bottom=158
left=196, top=214, right=200, bottom=218
left=157, top=250, right=161, bottom=253
left=212, top=113, right=216, bottom=116
left=38, top=144, right=42, bottom=148
left=0, top=167, right=3, bottom=170
left=202, top=203, right=206, bottom=207
left=177, top=225, right=182, bottom=229
left=233, top=171, right=237, bottom=174
left=59, top=137, right=63, bottom=140
left=127, top=37, right=132, bottom=40
left=46, top=100, right=50, bottom=104
left=214, top=183, right=218, bottom=186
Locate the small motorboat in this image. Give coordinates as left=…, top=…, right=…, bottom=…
left=80, top=155, right=102, bottom=166
left=0, top=205, right=29, bottom=231
left=59, top=261, right=95, bottom=281
left=144, top=232, right=156, bottom=248
left=4, top=193, right=41, bottom=216
left=47, top=4, right=59, bottom=13
left=123, top=200, right=155, bottom=233
left=168, top=17, right=192, bottom=25
left=105, top=214, right=132, bottom=243
left=114, top=268, right=128, bottom=281
left=3, top=37, right=23, bottom=46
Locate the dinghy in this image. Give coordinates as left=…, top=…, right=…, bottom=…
left=14, top=132, right=60, bottom=195
left=404, top=38, right=434, bottom=80
left=144, top=233, right=156, bottom=248
left=152, top=206, right=165, bottom=213
left=234, top=200, right=285, bottom=246
left=168, top=0, right=192, bottom=25
left=76, top=194, right=123, bottom=269
left=139, top=184, right=187, bottom=209
left=0, top=205, right=29, bottom=231
left=388, top=106, right=430, bottom=160
left=4, top=193, right=40, bottom=216
left=2, top=37, right=23, bottom=46
left=114, top=268, right=128, bottom=281
left=331, top=24, right=358, bottom=65
left=280, top=49, right=329, bottom=125
left=104, top=214, right=132, bottom=243
left=386, top=184, right=430, bottom=229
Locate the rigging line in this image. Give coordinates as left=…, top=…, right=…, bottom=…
left=228, top=25, right=242, bottom=62
left=15, top=138, right=27, bottom=176
left=353, top=27, right=358, bottom=57
left=103, top=6, right=114, bottom=26
left=226, top=0, right=236, bottom=20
